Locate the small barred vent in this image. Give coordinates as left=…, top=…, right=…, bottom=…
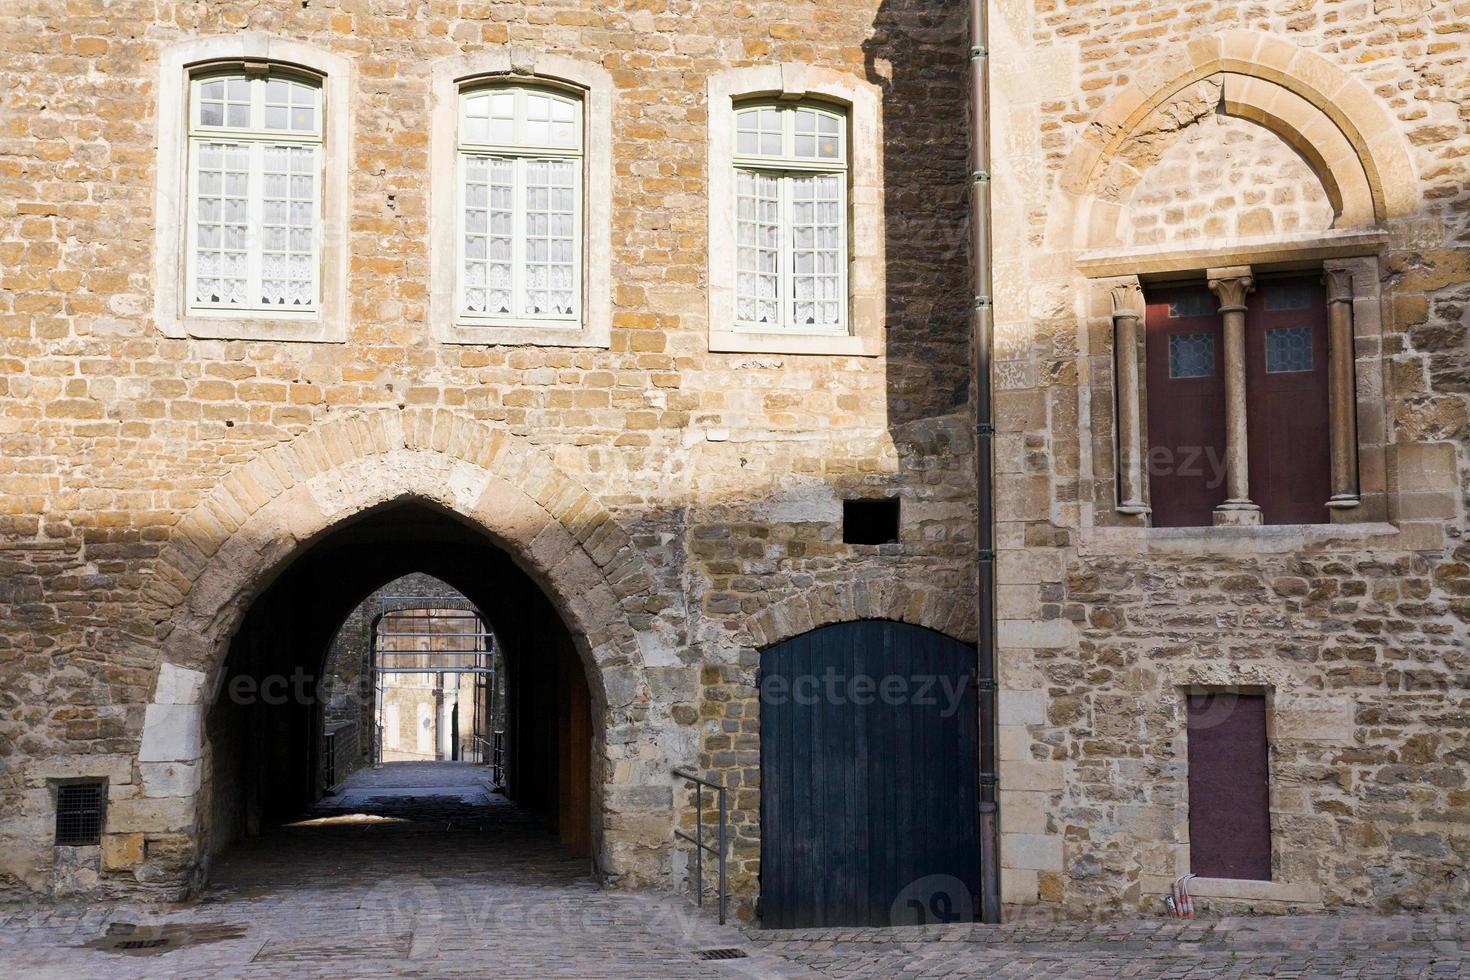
left=55, top=782, right=105, bottom=846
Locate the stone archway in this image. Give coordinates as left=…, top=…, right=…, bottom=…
left=747, top=578, right=979, bottom=650
left=127, top=408, right=677, bottom=892
left=1051, top=30, right=1418, bottom=251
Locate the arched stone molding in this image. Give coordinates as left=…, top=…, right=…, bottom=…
left=1053, top=31, right=1417, bottom=251
left=747, top=578, right=978, bottom=651
left=134, top=408, right=675, bottom=888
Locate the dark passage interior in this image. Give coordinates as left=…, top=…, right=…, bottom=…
left=202, top=501, right=594, bottom=869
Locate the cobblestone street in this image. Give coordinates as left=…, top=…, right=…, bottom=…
left=1, top=764, right=1465, bottom=978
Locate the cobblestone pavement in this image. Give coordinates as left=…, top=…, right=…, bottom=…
left=744, top=914, right=1470, bottom=978
left=1, top=763, right=1466, bottom=978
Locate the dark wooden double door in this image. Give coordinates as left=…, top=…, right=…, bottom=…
left=759, top=620, right=979, bottom=928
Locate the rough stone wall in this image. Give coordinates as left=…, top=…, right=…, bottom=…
left=0, top=0, right=974, bottom=908
left=1125, top=113, right=1335, bottom=247
left=1, top=0, right=1463, bottom=921
left=991, top=0, right=1469, bottom=916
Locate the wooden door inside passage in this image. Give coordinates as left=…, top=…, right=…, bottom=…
left=1144, top=283, right=1229, bottom=528
left=759, top=620, right=979, bottom=929
left=1245, top=276, right=1332, bottom=525
left=557, top=639, right=593, bottom=858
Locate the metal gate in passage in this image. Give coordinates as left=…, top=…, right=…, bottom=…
left=759, top=619, right=980, bottom=929
left=372, top=594, right=500, bottom=766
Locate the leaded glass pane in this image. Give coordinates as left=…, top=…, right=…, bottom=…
left=793, top=107, right=841, bottom=160
left=1265, top=282, right=1315, bottom=311
left=735, top=170, right=781, bottom=325
left=736, top=107, right=783, bottom=158
left=193, top=142, right=251, bottom=306
left=260, top=144, right=317, bottom=307
left=524, top=158, right=577, bottom=316
left=1168, top=333, right=1215, bottom=379
left=1167, top=293, right=1215, bottom=318
left=463, top=156, right=515, bottom=315
left=790, top=173, right=842, bottom=328
left=1266, top=326, right=1313, bottom=373
left=264, top=77, right=318, bottom=133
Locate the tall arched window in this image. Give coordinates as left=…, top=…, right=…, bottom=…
left=155, top=36, right=351, bottom=342
left=429, top=52, right=611, bottom=348
left=706, top=65, right=882, bottom=357
left=457, top=85, right=583, bottom=324
left=732, top=102, right=847, bottom=333
left=186, top=70, right=322, bottom=314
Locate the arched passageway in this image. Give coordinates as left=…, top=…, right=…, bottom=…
left=202, top=501, right=594, bottom=865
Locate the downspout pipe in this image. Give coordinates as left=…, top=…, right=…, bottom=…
left=969, top=0, right=1002, bottom=925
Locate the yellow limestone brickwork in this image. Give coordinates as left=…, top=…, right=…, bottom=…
left=0, top=0, right=975, bottom=909
left=0, top=0, right=1466, bottom=919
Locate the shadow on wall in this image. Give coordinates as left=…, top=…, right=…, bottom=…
left=864, top=0, right=974, bottom=433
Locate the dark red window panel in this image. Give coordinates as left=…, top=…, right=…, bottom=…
left=1245, top=276, right=1331, bottom=525
left=1186, top=692, right=1271, bottom=881
left=1144, top=284, right=1228, bottom=528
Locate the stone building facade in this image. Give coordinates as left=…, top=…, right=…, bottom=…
left=0, top=0, right=1465, bottom=919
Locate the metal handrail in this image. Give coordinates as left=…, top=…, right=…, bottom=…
left=672, top=769, right=727, bottom=925
left=472, top=731, right=506, bottom=786
left=323, top=729, right=337, bottom=789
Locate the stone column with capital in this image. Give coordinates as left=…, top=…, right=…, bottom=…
left=1323, top=265, right=1361, bottom=510
left=1108, top=277, right=1150, bottom=518
left=1207, top=267, right=1262, bottom=526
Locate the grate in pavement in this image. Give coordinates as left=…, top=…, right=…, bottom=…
left=113, top=938, right=170, bottom=950
left=86, top=921, right=249, bottom=956
left=695, top=947, right=749, bottom=960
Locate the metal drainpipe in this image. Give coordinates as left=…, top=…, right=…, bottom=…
left=969, top=0, right=1002, bottom=925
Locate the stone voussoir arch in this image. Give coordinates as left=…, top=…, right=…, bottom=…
left=146, top=407, right=661, bottom=702
left=748, top=577, right=979, bottom=652
left=1053, top=30, right=1418, bottom=250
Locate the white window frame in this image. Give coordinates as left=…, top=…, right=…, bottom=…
left=154, top=35, right=351, bottom=342
left=708, top=64, right=884, bottom=357
left=732, top=101, right=849, bottom=336
left=429, top=50, right=613, bottom=348
left=455, top=84, right=584, bottom=327
left=184, top=70, right=323, bottom=319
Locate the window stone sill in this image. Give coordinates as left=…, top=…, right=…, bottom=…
left=159, top=315, right=343, bottom=343
left=1079, top=521, right=1403, bottom=557
left=440, top=320, right=610, bottom=348
left=709, top=329, right=879, bottom=357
